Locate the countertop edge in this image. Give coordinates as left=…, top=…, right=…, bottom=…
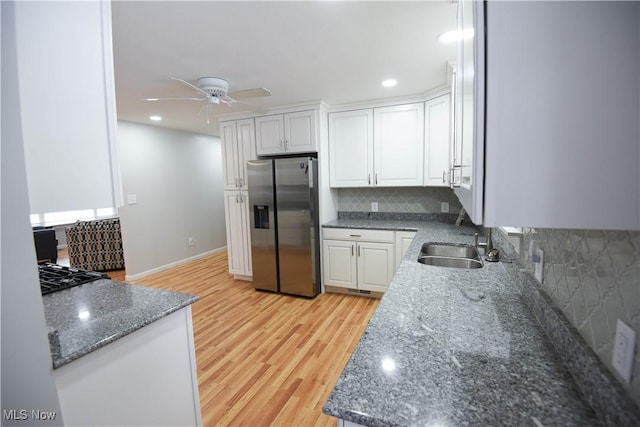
left=50, top=293, right=199, bottom=369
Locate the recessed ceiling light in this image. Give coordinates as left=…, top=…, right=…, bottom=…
left=381, top=79, right=397, bottom=88
left=437, top=28, right=474, bottom=43
left=149, top=115, right=162, bottom=121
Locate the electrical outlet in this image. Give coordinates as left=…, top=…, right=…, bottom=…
left=188, top=237, right=194, bottom=247
left=612, top=319, right=636, bottom=383
left=127, top=194, right=137, bottom=205
left=441, top=202, right=450, bottom=213
left=371, top=202, right=378, bottom=212
left=534, top=249, right=544, bottom=283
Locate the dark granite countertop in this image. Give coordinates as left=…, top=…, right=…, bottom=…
left=43, top=280, right=198, bottom=369
left=322, top=219, right=600, bottom=426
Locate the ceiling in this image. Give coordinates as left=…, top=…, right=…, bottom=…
left=111, top=1, right=458, bottom=137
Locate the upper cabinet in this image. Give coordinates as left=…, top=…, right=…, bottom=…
left=221, top=119, right=256, bottom=191
left=453, top=0, right=485, bottom=224
left=457, top=0, right=639, bottom=230
left=424, top=95, right=452, bottom=187
left=329, top=109, right=374, bottom=187
left=329, top=102, right=430, bottom=188
left=255, top=110, right=317, bottom=155
left=374, top=103, right=425, bottom=187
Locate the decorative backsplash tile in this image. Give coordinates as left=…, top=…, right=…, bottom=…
left=508, top=228, right=640, bottom=406
left=337, top=187, right=462, bottom=214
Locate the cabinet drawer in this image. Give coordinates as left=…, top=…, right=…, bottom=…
left=322, top=227, right=394, bottom=243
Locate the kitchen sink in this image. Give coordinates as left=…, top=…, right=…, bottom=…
left=417, top=243, right=483, bottom=269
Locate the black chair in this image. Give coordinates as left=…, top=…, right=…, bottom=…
left=33, top=227, right=58, bottom=264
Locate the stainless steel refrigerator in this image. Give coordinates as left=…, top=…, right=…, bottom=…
left=247, top=157, right=321, bottom=297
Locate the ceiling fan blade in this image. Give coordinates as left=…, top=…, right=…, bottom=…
left=228, top=88, right=272, bottom=99
left=144, top=97, right=206, bottom=102
left=170, top=77, right=210, bottom=97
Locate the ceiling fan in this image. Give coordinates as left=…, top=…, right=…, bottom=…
left=145, top=77, right=271, bottom=124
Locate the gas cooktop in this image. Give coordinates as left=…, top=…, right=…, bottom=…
left=39, top=263, right=110, bottom=295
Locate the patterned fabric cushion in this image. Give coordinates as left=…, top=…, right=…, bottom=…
left=65, top=218, right=125, bottom=271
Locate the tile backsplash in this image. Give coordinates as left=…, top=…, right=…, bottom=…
left=337, top=187, right=462, bottom=214
left=508, top=228, right=640, bottom=406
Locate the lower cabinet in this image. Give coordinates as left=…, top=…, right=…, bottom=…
left=322, top=228, right=395, bottom=293
left=54, top=308, right=201, bottom=426
left=223, top=190, right=252, bottom=279
left=394, top=230, right=417, bottom=271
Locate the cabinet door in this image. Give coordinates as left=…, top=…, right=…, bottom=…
left=322, top=240, right=356, bottom=289
left=285, top=110, right=317, bottom=153
left=221, top=122, right=240, bottom=190
left=454, top=0, right=485, bottom=224
left=236, top=119, right=256, bottom=190
left=424, top=95, right=451, bottom=187
left=224, top=191, right=251, bottom=276
left=329, top=109, right=374, bottom=188
left=357, top=242, right=394, bottom=292
left=374, top=103, right=425, bottom=186
left=394, top=231, right=416, bottom=272
left=255, top=115, right=285, bottom=155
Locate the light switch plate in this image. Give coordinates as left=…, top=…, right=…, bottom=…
left=127, top=194, right=137, bottom=205
left=534, top=249, right=544, bottom=283
left=371, top=202, right=378, bottom=212
left=612, top=319, right=636, bottom=383
left=441, top=202, right=450, bottom=213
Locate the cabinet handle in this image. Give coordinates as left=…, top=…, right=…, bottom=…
left=375, top=173, right=378, bottom=185
left=351, top=245, right=354, bottom=256
left=284, top=139, right=289, bottom=151
left=236, top=194, right=239, bottom=203
left=442, top=171, right=446, bottom=184
left=368, top=174, right=371, bottom=185
left=349, top=234, right=361, bottom=238
left=357, top=245, right=361, bottom=257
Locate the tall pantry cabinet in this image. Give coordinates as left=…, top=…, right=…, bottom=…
left=221, top=119, right=255, bottom=279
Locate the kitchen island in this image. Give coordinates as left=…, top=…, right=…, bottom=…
left=43, top=279, right=201, bottom=426
left=322, top=219, right=603, bottom=426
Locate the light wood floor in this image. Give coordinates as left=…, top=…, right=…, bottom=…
left=60, top=249, right=379, bottom=426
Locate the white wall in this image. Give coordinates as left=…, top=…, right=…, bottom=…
left=1, top=2, right=64, bottom=423
left=14, top=1, right=120, bottom=215
left=117, top=121, right=226, bottom=279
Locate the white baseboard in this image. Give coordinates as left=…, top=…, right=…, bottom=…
left=125, top=247, right=227, bottom=281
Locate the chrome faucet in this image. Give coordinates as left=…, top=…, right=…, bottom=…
left=475, top=228, right=499, bottom=262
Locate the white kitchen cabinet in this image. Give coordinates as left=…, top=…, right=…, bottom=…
left=374, top=103, right=424, bottom=186
left=54, top=308, right=201, bottom=427
left=223, top=190, right=252, bottom=279
left=221, top=119, right=256, bottom=191
left=322, top=228, right=394, bottom=293
left=456, top=1, right=639, bottom=230
left=255, top=110, right=317, bottom=155
left=454, top=0, right=485, bottom=225
left=394, top=230, right=417, bottom=271
left=328, top=109, right=374, bottom=187
left=424, top=95, right=451, bottom=187
left=329, top=103, right=425, bottom=188
left=322, top=239, right=357, bottom=288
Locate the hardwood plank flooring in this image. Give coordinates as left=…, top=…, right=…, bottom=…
left=60, top=249, right=379, bottom=426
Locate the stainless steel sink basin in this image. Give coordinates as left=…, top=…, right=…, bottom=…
left=417, top=243, right=483, bottom=269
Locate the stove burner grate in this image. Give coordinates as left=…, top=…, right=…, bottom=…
left=39, top=263, right=110, bottom=295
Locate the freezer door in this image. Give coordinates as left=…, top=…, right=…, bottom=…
left=247, top=160, right=278, bottom=292
left=275, top=157, right=320, bottom=297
